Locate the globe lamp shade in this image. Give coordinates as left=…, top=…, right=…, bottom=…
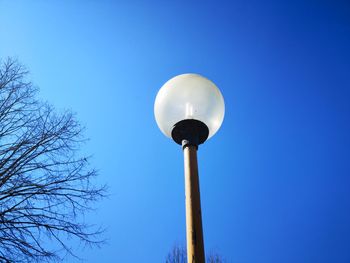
left=154, top=73, right=225, bottom=145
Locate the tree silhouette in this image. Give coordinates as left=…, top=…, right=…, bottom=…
left=207, top=252, right=226, bottom=263
left=165, top=245, right=187, bottom=263
left=0, top=58, right=105, bottom=262
left=165, top=244, right=226, bottom=263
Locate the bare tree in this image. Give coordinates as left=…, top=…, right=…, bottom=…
left=165, top=244, right=226, bottom=263
left=165, top=245, right=187, bottom=263
left=0, top=58, right=105, bottom=262
left=207, top=252, right=226, bottom=263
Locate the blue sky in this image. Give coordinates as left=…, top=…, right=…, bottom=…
left=1, top=1, right=350, bottom=262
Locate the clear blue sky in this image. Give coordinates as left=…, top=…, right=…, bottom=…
left=1, top=1, right=350, bottom=262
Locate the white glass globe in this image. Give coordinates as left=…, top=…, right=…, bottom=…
left=154, top=73, right=225, bottom=140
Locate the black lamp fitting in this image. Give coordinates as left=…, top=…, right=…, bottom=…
left=171, top=119, right=209, bottom=148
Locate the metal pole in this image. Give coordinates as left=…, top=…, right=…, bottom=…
left=183, top=143, right=205, bottom=263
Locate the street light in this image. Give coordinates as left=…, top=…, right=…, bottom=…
left=154, top=73, right=225, bottom=263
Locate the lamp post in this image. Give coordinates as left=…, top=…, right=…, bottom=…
left=154, top=73, right=225, bottom=263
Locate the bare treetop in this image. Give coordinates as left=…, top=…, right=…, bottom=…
left=0, top=58, right=105, bottom=263
left=165, top=244, right=226, bottom=263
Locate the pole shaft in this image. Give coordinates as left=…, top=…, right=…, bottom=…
left=183, top=145, right=205, bottom=263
